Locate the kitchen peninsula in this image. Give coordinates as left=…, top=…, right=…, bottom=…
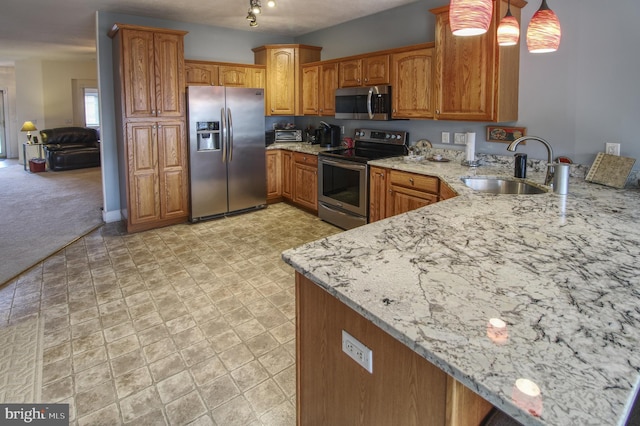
left=283, top=158, right=640, bottom=425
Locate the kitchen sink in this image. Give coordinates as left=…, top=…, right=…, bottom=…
left=461, top=177, right=547, bottom=194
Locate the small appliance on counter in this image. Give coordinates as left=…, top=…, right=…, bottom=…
left=314, top=121, right=341, bottom=147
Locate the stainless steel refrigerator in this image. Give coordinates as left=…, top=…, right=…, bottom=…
left=187, top=86, right=266, bottom=222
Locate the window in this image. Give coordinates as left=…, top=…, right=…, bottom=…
left=84, top=88, right=100, bottom=128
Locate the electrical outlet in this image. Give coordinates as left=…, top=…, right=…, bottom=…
left=454, top=132, right=466, bottom=145
left=342, top=330, right=373, bottom=373
left=441, top=132, right=450, bottom=144
left=341, top=126, right=345, bottom=135
left=605, top=143, right=620, bottom=156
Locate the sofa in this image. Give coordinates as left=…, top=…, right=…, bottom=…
left=40, top=127, right=101, bottom=171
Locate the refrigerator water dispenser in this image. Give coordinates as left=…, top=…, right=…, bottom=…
left=196, top=121, right=220, bottom=151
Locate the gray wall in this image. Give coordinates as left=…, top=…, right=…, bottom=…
left=97, top=0, right=640, bottom=221
left=296, top=0, right=640, bottom=167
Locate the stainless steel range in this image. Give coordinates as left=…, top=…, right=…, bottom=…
left=318, top=128, right=408, bottom=229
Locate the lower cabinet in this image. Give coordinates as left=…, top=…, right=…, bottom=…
left=296, top=273, right=493, bottom=425
left=369, top=167, right=457, bottom=222
left=292, top=152, right=318, bottom=212
left=125, top=120, right=189, bottom=232
left=266, top=150, right=281, bottom=203
left=265, top=149, right=317, bottom=211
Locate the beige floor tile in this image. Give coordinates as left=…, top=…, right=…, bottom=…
left=3, top=204, right=339, bottom=425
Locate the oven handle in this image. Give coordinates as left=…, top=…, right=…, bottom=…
left=320, top=158, right=367, bottom=172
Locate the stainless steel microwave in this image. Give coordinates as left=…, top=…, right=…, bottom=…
left=335, top=86, right=392, bottom=120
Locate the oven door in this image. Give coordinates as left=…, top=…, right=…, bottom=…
left=318, top=157, right=367, bottom=217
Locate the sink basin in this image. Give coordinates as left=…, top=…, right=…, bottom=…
left=461, top=177, right=547, bottom=194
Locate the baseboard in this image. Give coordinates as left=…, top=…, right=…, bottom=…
left=103, top=209, right=122, bottom=223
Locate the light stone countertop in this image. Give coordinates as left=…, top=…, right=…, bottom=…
left=266, top=142, right=337, bottom=155
left=282, top=155, right=640, bottom=426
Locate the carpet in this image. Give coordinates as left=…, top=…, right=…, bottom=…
left=0, top=163, right=104, bottom=285
left=0, top=316, right=44, bottom=403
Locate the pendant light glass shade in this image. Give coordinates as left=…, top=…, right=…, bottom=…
left=449, top=0, right=493, bottom=36
left=497, top=3, right=519, bottom=46
left=526, top=0, right=561, bottom=53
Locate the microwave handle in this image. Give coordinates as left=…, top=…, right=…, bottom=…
left=367, top=86, right=380, bottom=119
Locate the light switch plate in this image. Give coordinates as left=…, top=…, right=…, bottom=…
left=605, top=143, right=621, bottom=156
left=454, top=133, right=466, bottom=145
left=441, top=132, right=450, bottom=144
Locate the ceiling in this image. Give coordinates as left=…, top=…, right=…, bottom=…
left=0, top=0, right=418, bottom=66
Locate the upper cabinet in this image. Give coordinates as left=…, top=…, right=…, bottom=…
left=338, top=54, right=390, bottom=88
left=302, top=62, right=338, bottom=116
left=391, top=45, right=435, bottom=119
left=253, top=44, right=322, bottom=116
left=430, top=0, right=525, bottom=122
left=185, top=60, right=266, bottom=88
left=113, top=26, right=186, bottom=118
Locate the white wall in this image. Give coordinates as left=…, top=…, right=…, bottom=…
left=15, top=59, right=45, bottom=163
left=42, top=59, right=97, bottom=128
left=0, top=67, right=17, bottom=158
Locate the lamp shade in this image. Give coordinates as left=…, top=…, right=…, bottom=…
left=497, top=10, right=520, bottom=46
left=449, top=0, right=493, bottom=36
left=527, top=0, right=561, bottom=53
left=20, top=121, right=37, bottom=132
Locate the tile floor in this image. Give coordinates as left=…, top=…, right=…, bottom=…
left=0, top=203, right=340, bottom=425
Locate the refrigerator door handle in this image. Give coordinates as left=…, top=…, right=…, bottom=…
left=221, top=107, right=227, bottom=163
left=227, top=108, right=233, bottom=162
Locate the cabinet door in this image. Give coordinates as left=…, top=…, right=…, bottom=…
left=219, top=66, right=248, bottom=87
left=122, top=29, right=156, bottom=118
left=433, top=9, right=494, bottom=121
left=339, top=59, right=362, bottom=88
left=157, top=120, right=188, bottom=220
left=439, top=181, right=457, bottom=201
left=266, top=150, right=282, bottom=202
left=282, top=151, right=293, bottom=200
left=302, top=65, right=320, bottom=115
left=248, top=67, right=266, bottom=89
left=126, top=122, right=161, bottom=225
left=268, top=48, right=296, bottom=115
left=387, top=185, right=438, bottom=217
left=363, top=54, right=390, bottom=85
left=392, top=48, right=434, bottom=119
left=319, top=63, right=338, bottom=116
left=293, top=163, right=318, bottom=211
left=185, top=61, right=219, bottom=86
left=369, top=166, right=387, bottom=223
left=154, top=32, right=185, bottom=118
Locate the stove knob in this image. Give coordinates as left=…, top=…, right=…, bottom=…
left=385, top=133, right=391, bottom=139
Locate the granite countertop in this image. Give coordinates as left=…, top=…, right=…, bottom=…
left=266, top=142, right=337, bottom=155
left=282, top=156, right=640, bottom=425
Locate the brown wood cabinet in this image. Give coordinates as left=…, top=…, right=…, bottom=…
left=431, top=0, right=525, bottom=122
left=369, top=167, right=457, bottom=222
left=302, top=62, right=338, bottom=116
left=185, top=60, right=266, bottom=88
left=369, top=166, right=388, bottom=223
left=392, top=46, right=435, bottom=119
left=282, top=150, right=293, bottom=201
left=110, top=23, right=189, bottom=233
left=339, top=54, right=390, bottom=88
left=266, top=150, right=282, bottom=203
left=296, top=273, right=493, bottom=425
left=292, top=152, right=318, bottom=212
left=253, top=44, right=322, bottom=116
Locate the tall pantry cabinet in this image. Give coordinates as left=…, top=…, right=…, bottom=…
left=109, top=24, right=190, bottom=233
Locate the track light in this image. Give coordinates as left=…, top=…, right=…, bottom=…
left=250, top=0, right=261, bottom=14
left=267, top=0, right=276, bottom=7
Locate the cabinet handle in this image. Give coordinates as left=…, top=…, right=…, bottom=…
left=436, top=109, right=440, bottom=115
left=409, top=178, right=414, bottom=184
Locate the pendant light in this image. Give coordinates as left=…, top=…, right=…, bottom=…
left=497, top=0, right=520, bottom=46
left=526, top=0, right=561, bottom=53
left=449, top=0, right=493, bottom=36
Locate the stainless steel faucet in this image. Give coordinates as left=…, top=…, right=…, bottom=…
left=506, top=136, right=554, bottom=186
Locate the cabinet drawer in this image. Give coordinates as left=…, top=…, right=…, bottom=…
left=294, top=152, right=318, bottom=166
left=389, top=170, right=438, bottom=193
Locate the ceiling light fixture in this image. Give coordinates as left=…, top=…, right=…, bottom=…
left=251, top=0, right=261, bottom=14
left=497, top=0, right=520, bottom=46
left=267, top=0, right=276, bottom=7
left=526, top=0, right=561, bottom=53
left=449, top=0, right=493, bottom=36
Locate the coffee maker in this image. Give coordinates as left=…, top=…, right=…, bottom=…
left=314, top=121, right=341, bottom=147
